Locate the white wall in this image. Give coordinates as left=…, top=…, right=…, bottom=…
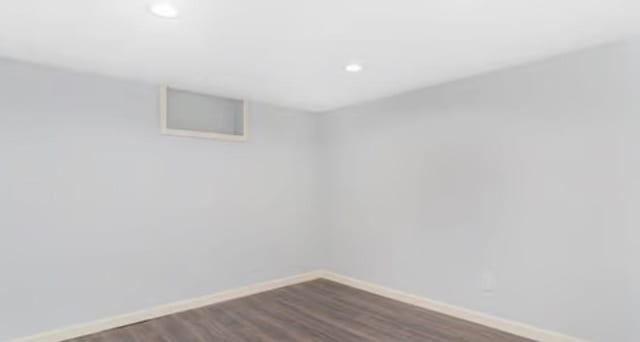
left=0, top=59, right=324, bottom=340
left=3, top=39, right=640, bottom=342
left=322, top=39, right=640, bottom=342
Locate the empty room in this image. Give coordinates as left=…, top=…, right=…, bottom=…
left=1, top=1, right=638, bottom=341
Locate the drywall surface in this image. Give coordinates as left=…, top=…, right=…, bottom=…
left=0, top=59, right=323, bottom=340
left=3, top=39, right=640, bottom=342
left=322, top=39, right=640, bottom=342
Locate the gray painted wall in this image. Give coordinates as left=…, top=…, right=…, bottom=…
left=321, top=39, right=640, bottom=342
left=0, top=59, right=324, bottom=340
left=2, top=39, right=640, bottom=342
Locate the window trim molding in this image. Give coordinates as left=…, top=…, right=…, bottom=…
left=160, top=86, right=249, bottom=142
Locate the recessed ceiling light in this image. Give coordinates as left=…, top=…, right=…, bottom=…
left=345, top=63, right=363, bottom=73
left=149, top=2, right=179, bottom=19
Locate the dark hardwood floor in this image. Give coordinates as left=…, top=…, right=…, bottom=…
left=67, top=279, right=533, bottom=342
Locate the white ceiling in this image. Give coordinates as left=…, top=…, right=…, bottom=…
left=1, top=1, right=639, bottom=112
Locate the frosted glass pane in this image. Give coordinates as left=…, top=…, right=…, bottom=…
left=166, top=88, right=244, bottom=135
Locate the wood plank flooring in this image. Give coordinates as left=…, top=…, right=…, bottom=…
left=67, top=279, right=534, bottom=342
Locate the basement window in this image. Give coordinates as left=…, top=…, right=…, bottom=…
left=160, top=86, right=247, bottom=142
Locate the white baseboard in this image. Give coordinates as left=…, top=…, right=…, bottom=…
left=319, top=270, right=584, bottom=342
left=13, top=271, right=323, bottom=342
left=14, top=270, right=584, bottom=342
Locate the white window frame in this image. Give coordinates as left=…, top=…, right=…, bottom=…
left=160, top=86, right=248, bottom=142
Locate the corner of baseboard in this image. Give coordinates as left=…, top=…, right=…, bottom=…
left=10, top=269, right=584, bottom=342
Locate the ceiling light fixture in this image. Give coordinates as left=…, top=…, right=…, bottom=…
left=149, top=2, right=179, bottom=19
left=345, top=63, right=363, bottom=73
